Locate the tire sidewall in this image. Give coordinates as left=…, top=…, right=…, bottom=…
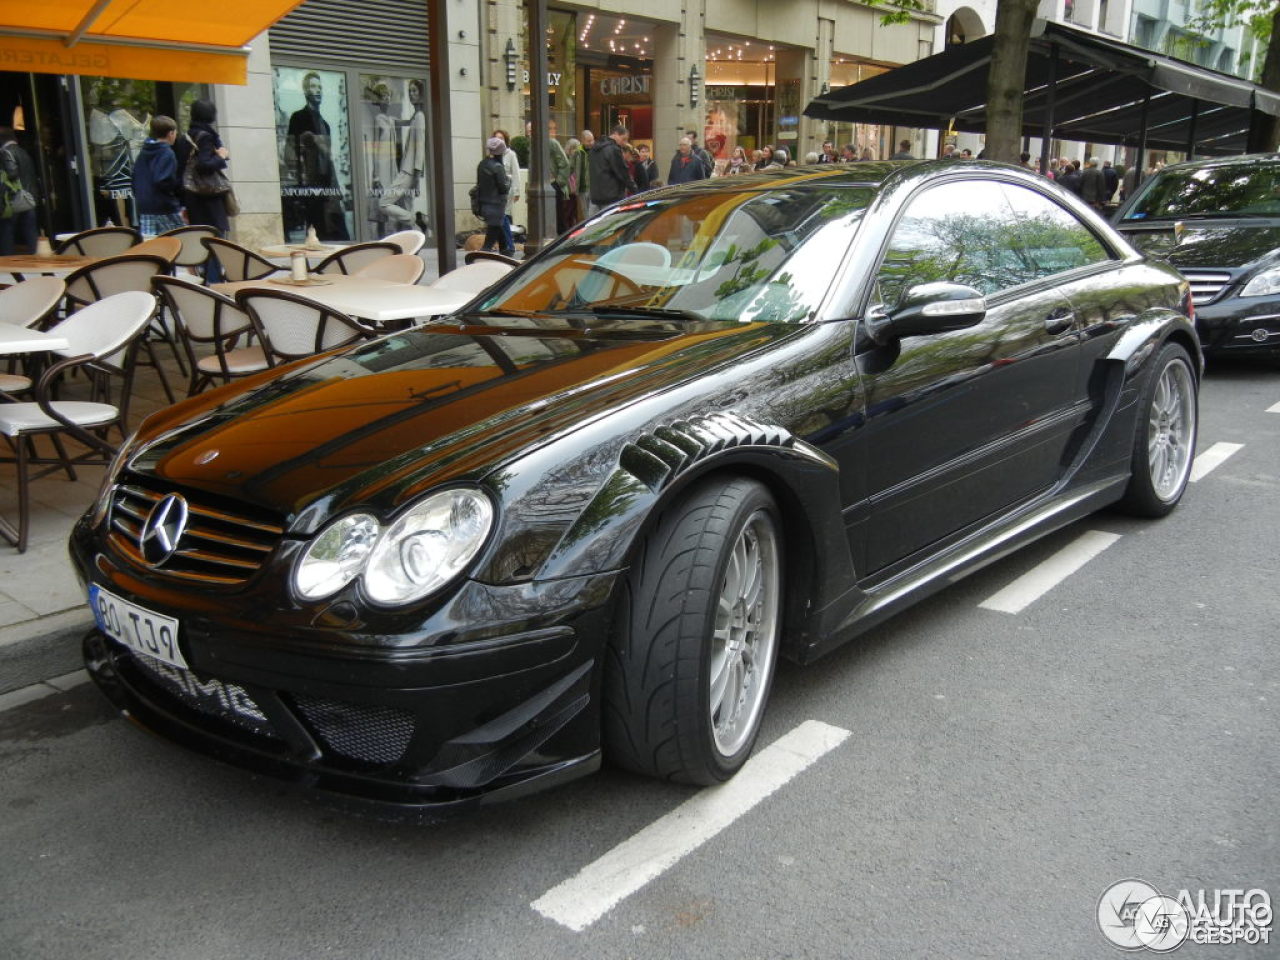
left=1127, top=342, right=1198, bottom=516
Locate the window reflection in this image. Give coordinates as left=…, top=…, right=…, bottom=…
left=481, top=187, right=872, bottom=324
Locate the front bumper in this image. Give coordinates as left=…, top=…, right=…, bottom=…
left=74, top=518, right=622, bottom=815
left=1195, top=296, right=1280, bottom=357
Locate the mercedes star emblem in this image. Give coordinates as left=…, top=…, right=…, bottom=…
left=140, top=494, right=189, bottom=566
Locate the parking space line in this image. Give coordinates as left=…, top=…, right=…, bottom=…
left=979, top=530, right=1121, bottom=615
left=531, top=719, right=852, bottom=932
left=1267, top=401, right=1280, bottom=413
left=1190, top=441, right=1244, bottom=482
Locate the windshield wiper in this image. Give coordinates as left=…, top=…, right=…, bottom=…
left=580, top=305, right=707, bottom=324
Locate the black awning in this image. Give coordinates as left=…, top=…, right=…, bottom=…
left=805, top=19, right=1280, bottom=155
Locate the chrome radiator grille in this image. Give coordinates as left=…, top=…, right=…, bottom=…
left=108, top=483, right=285, bottom=584
left=1181, top=270, right=1233, bottom=305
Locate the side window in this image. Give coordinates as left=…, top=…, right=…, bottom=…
left=874, top=180, right=1029, bottom=307
left=999, top=183, right=1112, bottom=278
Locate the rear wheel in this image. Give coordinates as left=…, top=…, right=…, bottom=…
left=604, top=477, right=782, bottom=785
left=1117, top=342, right=1198, bottom=517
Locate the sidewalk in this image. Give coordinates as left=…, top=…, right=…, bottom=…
left=0, top=248, right=451, bottom=696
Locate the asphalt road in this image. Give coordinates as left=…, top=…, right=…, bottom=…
left=2, top=358, right=1276, bottom=960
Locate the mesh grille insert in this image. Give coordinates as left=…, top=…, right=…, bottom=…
left=292, top=695, right=415, bottom=765
left=125, top=649, right=276, bottom=738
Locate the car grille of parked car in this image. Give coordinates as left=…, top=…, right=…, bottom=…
left=108, top=482, right=286, bottom=584
left=1181, top=270, right=1233, bottom=305
left=291, top=695, right=417, bottom=765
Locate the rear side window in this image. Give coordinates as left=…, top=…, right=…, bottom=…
left=874, top=178, right=1112, bottom=307
left=999, top=182, right=1111, bottom=278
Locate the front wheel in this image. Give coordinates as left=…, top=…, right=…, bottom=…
left=604, top=477, right=783, bottom=785
left=1116, top=342, right=1198, bottom=517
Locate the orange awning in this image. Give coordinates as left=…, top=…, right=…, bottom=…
left=0, top=1, right=306, bottom=85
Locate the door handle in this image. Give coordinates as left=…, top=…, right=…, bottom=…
left=1044, top=310, right=1075, bottom=336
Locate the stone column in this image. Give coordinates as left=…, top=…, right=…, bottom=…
left=215, top=30, right=282, bottom=248
left=653, top=0, right=705, bottom=160
left=448, top=0, right=484, bottom=238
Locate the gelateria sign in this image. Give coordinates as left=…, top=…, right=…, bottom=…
left=599, top=74, right=652, bottom=97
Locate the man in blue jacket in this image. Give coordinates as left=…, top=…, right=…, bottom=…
left=132, top=115, right=185, bottom=235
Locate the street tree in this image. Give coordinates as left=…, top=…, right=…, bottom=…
left=1189, top=1, right=1280, bottom=149
left=872, top=0, right=1042, bottom=163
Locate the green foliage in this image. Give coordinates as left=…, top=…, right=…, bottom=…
left=511, top=135, right=531, bottom=168
left=862, top=0, right=930, bottom=26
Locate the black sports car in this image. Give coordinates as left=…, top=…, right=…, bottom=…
left=1115, top=153, right=1280, bottom=360
left=73, top=161, right=1200, bottom=814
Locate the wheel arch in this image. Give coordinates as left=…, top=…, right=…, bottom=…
left=537, top=413, right=856, bottom=660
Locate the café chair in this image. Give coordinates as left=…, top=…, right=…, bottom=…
left=54, top=226, right=142, bottom=257
left=464, top=250, right=520, bottom=268
left=158, top=225, right=219, bottom=280
left=153, top=276, right=270, bottom=396
left=202, top=237, right=283, bottom=282
left=62, top=253, right=176, bottom=402
left=429, top=260, right=513, bottom=296
left=354, top=254, right=426, bottom=285
left=314, top=241, right=400, bottom=276
left=0, top=277, right=67, bottom=395
left=382, top=229, right=427, bottom=256
left=235, top=289, right=376, bottom=367
left=0, top=291, right=156, bottom=552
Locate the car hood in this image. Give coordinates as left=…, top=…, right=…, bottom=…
left=123, top=316, right=803, bottom=530
left=1119, top=218, right=1280, bottom=270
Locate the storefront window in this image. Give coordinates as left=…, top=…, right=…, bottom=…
left=705, top=37, right=779, bottom=158
left=826, top=59, right=891, bottom=160
left=80, top=77, right=208, bottom=228
left=573, top=12, right=653, bottom=146
left=274, top=65, right=353, bottom=241
left=359, top=75, right=428, bottom=237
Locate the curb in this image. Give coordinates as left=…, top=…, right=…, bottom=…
left=0, top=609, right=94, bottom=697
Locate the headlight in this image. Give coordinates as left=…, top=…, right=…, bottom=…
left=364, top=489, right=493, bottom=604
left=1240, top=266, right=1280, bottom=298
left=294, top=513, right=379, bottom=599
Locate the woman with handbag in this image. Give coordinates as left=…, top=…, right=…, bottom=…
left=176, top=99, right=232, bottom=280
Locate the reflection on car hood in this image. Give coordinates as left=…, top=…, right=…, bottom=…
left=124, top=316, right=802, bottom=526
left=1120, top=219, right=1280, bottom=270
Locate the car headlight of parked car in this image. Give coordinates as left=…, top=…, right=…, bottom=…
left=294, top=489, right=493, bottom=604
left=1240, top=265, right=1280, bottom=298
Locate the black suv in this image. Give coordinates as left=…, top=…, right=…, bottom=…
left=1115, top=153, right=1280, bottom=360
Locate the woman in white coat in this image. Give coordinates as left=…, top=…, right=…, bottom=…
left=491, top=128, right=522, bottom=256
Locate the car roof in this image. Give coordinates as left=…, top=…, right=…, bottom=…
left=642, top=159, right=1046, bottom=198
left=1151, top=153, right=1280, bottom=175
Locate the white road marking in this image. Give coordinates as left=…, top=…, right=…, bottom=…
left=1266, top=401, right=1280, bottom=413
left=1189, top=441, right=1244, bottom=482
left=979, top=530, right=1121, bottom=614
left=531, top=719, right=852, bottom=932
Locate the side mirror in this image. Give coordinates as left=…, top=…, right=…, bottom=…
left=866, top=281, right=987, bottom=344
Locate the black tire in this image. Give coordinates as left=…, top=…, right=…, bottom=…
left=604, top=476, right=783, bottom=785
left=1116, top=341, right=1198, bottom=517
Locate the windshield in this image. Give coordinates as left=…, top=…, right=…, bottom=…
left=478, top=185, right=874, bottom=324
left=1123, top=163, right=1280, bottom=220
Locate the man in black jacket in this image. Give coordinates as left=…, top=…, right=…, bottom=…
left=587, top=124, right=633, bottom=215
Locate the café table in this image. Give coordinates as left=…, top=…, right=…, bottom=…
left=0, top=321, right=70, bottom=354
left=0, top=254, right=99, bottom=284
left=211, top=275, right=475, bottom=327
left=260, top=241, right=352, bottom=265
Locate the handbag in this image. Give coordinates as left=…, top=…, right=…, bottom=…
left=469, top=185, right=482, bottom=217
left=183, top=135, right=231, bottom=197
left=223, top=188, right=240, bottom=218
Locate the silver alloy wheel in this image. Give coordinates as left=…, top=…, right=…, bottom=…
left=1147, top=357, right=1196, bottom=501
left=709, top=509, right=780, bottom=757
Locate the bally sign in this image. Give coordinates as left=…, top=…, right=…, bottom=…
left=522, top=70, right=563, bottom=87
left=600, top=75, right=652, bottom=96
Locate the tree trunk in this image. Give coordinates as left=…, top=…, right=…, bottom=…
left=985, top=0, right=1041, bottom=163
left=1247, top=5, right=1280, bottom=151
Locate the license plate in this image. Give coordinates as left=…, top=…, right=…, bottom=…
left=89, top=584, right=187, bottom=669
